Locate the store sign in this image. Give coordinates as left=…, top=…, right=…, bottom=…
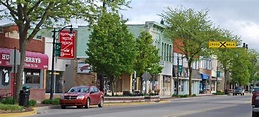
left=59, top=30, right=76, bottom=59
left=77, top=62, right=91, bottom=73
left=0, top=48, right=48, bottom=69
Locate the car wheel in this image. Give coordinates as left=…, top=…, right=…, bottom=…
left=85, top=98, right=90, bottom=109
left=98, top=97, right=104, bottom=108
left=252, top=111, right=258, bottom=117
left=61, top=105, right=66, bottom=109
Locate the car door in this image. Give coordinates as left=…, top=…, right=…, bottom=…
left=94, top=87, right=102, bottom=104
left=89, top=87, right=97, bottom=104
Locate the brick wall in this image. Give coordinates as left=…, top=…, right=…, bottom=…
left=29, top=89, right=45, bottom=101
left=0, top=25, right=45, bottom=53
left=73, top=59, right=97, bottom=86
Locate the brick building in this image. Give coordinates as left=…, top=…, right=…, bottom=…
left=0, top=23, right=48, bottom=100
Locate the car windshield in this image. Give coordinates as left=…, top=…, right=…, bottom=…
left=68, top=87, right=89, bottom=93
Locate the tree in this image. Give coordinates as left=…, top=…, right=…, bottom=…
left=134, top=31, right=163, bottom=92
left=0, top=0, right=129, bottom=100
left=211, top=29, right=242, bottom=93
left=230, top=48, right=250, bottom=86
left=85, top=12, right=136, bottom=96
left=246, top=49, right=259, bottom=86
left=160, top=7, right=218, bottom=96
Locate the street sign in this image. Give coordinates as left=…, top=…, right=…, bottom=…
left=55, top=43, right=61, bottom=56
left=10, top=49, right=20, bottom=65
left=217, top=71, right=220, bottom=77
left=209, top=41, right=236, bottom=48
left=178, top=65, right=183, bottom=73
left=142, top=71, right=151, bottom=81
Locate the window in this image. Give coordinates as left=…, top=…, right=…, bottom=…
left=24, top=70, right=40, bottom=84
left=93, top=87, right=99, bottom=93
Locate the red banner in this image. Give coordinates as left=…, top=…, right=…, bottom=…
left=59, top=30, right=76, bottom=59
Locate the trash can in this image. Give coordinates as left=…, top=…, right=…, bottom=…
left=19, top=86, right=30, bottom=107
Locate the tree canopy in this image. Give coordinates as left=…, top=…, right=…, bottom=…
left=0, top=0, right=130, bottom=100
left=160, top=7, right=219, bottom=96
left=134, top=31, right=162, bottom=77
left=85, top=12, right=136, bottom=95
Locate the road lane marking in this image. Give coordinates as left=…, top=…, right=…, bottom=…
left=163, top=105, right=237, bottom=117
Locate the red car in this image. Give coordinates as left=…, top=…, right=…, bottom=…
left=59, top=86, right=104, bottom=109
left=252, top=87, right=259, bottom=117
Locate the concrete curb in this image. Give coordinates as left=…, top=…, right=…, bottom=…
left=0, top=107, right=37, bottom=117
left=36, top=100, right=171, bottom=110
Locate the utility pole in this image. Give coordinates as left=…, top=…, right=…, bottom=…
left=216, top=65, right=218, bottom=92
left=177, top=56, right=179, bottom=96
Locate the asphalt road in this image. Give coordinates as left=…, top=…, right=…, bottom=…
left=28, top=94, right=252, bottom=117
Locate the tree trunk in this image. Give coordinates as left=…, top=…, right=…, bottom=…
left=188, top=62, right=193, bottom=96
left=110, top=77, right=114, bottom=96
left=15, top=37, right=28, bottom=102
left=224, top=68, right=228, bottom=94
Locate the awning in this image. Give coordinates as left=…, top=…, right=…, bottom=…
left=0, top=48, right=48, bottom=69
left=201, top=73, right=210, bottom=80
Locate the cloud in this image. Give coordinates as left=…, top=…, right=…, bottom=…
left=122, top=0, right=259, bottom=51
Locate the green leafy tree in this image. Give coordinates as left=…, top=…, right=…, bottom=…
left=230, top=48, right=250, bottom=86
left=160, top=7, right=218, bottom=96
left=134, top=31, right=163, bottom=91
left=86, top=12, right=136, bottom=96
left=246, top=49, right=259, bottom=86
left=0, top=0, right=129, bottom=100
left=211, top=30, right=242, bottom=93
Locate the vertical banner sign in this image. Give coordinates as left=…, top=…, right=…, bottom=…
left=59, top=30, right=76, bottom=59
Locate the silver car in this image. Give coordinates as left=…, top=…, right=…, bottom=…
left=233, top=87, right=245, bottom=96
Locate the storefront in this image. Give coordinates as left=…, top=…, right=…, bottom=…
left=0, top=47, right=48, bottom=100
left=200, top=73, right=210, bottom=93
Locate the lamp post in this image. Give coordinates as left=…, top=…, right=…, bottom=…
left=176, top=56, right=179, bottom=96
left=50, top=25, right=73, bottom=100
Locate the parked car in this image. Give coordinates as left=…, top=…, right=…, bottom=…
left=59, top=86, right=104, bottom=109
left=233, top=86, right=245, bottom=96
left=252, top=87, right=259, bottom=117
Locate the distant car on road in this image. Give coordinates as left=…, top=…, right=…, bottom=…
left=252, top=87, right=259, bottom=117
left=59, top=86, right=104, bottom=109
left=233, top=86, right=245, bottom=96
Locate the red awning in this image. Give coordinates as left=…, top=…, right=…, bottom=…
left=0, top=48, right=48, bottom=69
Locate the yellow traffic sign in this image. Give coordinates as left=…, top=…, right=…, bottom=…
left=209, top=41, right=236, bottom=48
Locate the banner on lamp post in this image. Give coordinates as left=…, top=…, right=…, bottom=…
left=59, top=30, right=76, bottom=59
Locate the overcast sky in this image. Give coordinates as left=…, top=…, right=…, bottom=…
left=120, top=0, right=259, bottom=51
left=1, top=0, right=258, bottom=51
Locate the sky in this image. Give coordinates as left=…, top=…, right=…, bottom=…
left=1, top=0, right=259, bottom=51
left=119, top=0, right=259, bottom=51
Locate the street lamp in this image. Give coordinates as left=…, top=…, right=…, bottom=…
left=50, top=25, right=73, bottom=100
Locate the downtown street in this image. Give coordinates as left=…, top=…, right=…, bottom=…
left=28, top=94, right=252, bottom=117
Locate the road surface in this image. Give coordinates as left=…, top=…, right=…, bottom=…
left=28, top=94, right=252, bottom=117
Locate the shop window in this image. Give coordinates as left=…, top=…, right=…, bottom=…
left=1, top=68, right=11, bottom=86
left=24, top=70, right=40, bottom=84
